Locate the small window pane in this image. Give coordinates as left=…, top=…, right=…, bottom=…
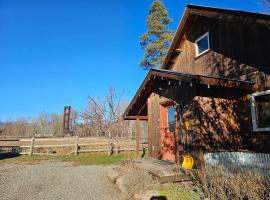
left=196, top=34, right=209, bottom=55
left=168, top=107, right=175, bottom=132
left=254, top=94, right=270, bottom=128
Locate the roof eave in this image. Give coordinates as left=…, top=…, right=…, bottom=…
left=123, top=69, right=254, bottom=119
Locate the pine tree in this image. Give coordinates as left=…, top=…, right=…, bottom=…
left=140, top=0, right=174, bottom=69
left=263, top=0, right=270, bottom=8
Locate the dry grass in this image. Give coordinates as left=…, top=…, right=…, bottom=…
left=34, top=146, right=74, bottom=154
left=116, top=159, right=156, bottom=199
left=193, top=167, right=270, bottom=200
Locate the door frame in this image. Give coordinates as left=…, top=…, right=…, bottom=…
left=160, top=101, right=177, bottom=162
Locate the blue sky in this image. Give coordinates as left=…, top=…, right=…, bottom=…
left=0, top=0, right=267, bottom=120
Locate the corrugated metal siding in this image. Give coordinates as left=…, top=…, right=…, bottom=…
left=204, top=152, right=270, bottom=178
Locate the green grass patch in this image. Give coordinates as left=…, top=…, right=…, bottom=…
left=158, top=183, right=202, bottom=200
left=0, top=151, right=140, bottom=165
left=58, top=154, right=125, bottom=165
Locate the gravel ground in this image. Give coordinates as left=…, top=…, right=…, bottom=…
left=0, top=161, right=124, bottom=200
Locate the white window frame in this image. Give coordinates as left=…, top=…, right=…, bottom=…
left=195, top=32, right=210, bottom=57
left=250, top=89, right=270, bottom=131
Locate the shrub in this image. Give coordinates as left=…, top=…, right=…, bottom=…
left=193, top=167, right=270, bottom=200
left=117, top=159, right=156, bottom=199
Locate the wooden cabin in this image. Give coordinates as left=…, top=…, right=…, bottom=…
left=124, top=5, right=270, bottom=167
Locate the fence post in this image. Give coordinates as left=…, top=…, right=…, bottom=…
left=116, top=137, right=119, bottom=155
left=75, top=136, right=79, bottom=155
left=29, top=137, right=35, bottom=156
left=107, top=132, right=112, bottom=155
left=136, top=118, right=140, bottom=157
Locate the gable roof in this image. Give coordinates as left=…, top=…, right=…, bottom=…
left=124, top=5, right=267, bottom=119
left=161, top=4, right=270, bottom=70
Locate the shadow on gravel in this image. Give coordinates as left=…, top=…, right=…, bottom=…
left=0, top=146, right=22, bottom=160
left=0, top=153, right=21, bottom=160
left=150, top=196, right=167, bottom=200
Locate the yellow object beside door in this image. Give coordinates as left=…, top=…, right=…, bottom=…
left=182, top=155, right=194, bottom=169
left=181, top=119, right=194, bottom=169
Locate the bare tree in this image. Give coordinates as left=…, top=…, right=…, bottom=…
left=0, top=88, right=134, bottom=139
left=0, top=113, right=63, bottom=137
left=80, top=87, right=124, bottom=138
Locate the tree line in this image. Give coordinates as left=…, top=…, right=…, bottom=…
left=0, top=87, right=142, bottom=139
left=0, top=113, right=62, bottom=137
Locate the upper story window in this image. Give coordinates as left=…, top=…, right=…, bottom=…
left=251, top=90, right=270, bottom=131
left=195, top=32, right=210, bottom=57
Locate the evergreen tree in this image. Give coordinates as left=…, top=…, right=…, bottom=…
left=263, top=0, right=270, bottom=8
left=140, top=0, right=174, bottom=69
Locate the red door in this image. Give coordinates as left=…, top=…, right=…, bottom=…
left=160, top=105, right=175, bottom=161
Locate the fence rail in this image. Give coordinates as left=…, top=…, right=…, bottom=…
left=0, top=137, right=147, bottom=155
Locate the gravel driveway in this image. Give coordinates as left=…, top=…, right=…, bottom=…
left=0, top=162, right=124, bottom=200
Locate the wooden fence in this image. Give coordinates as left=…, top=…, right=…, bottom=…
left=0, top=137, right=147, bottom=155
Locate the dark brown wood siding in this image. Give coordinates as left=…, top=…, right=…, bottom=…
left=170, top=15, right=270, bottom=91
left=183, top=95, right=270, bottom=166
left=147, top=14, right=270, bottom=163
left=147, top=93, right=161, bottom=159
left=147, top=84, right=270, bottom=164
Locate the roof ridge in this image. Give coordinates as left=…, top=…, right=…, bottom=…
left=187, top=4, right=270, bottom=17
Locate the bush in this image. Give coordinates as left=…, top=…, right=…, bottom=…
left=193, top=167, right=270, bottom=200
left=117, top=159, right=156, bottom=199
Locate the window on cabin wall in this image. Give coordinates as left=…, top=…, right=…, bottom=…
left=251, top=90, right=270, bottom=131
left=195, top=32, right=210, bottom=57
left=167, top=106, right=175, bottom=132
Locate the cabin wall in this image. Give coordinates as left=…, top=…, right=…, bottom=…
left=147, top=84, right=198, bottom=160
left=147, top=84, right=270, bottom=164
left=170, top=16, right=270, bottom=91
left=183, top=95, right=270, bottom=166
left=171, top=33, right=196, bottom=74
left=147, top=15, right=270, bottom=162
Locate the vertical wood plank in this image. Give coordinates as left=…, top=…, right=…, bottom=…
left=136, top=118, right=140, bottom=157
left=147, top=97, right=152, bottom=157
left=175, top=106, right=181, bottom=165
left=148, top=93, right=161, bottom=159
